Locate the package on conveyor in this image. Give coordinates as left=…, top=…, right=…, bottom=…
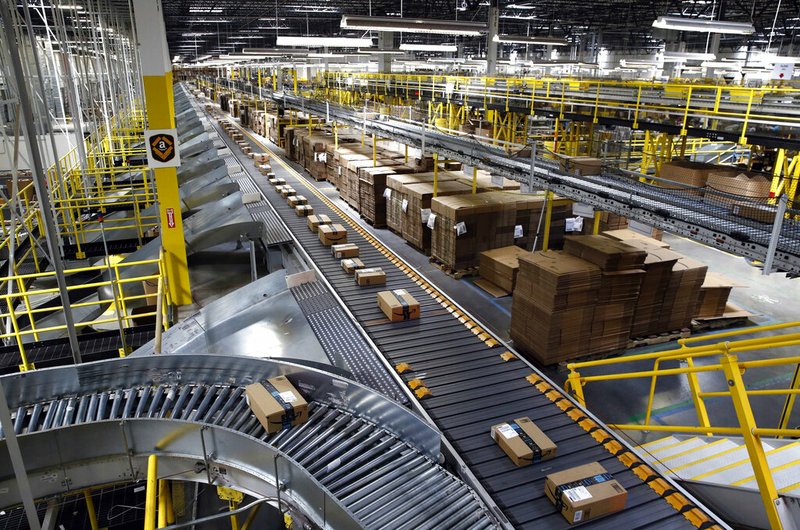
left=245, top=376, right=309, bottom=434
left=258, top=164, right=273, bottom=176
left=696, top=272, right=742, bottom=318
left=253, top=153, right=270, bottom=164
left=307, top=214, right=332, bottom=233
left=478, top=246, right=531, bottom=295
left=384, top=172, right=457, bottom=233
left=658, top=161, right=738, bottom=195
left=280, top=187, right=296, bottom=198
left=355, top=267, right=386, bottom=286
left=319, top=223, right=348, bottom=246
left=491, top=417, right=557, bottom=467
left=510, top=251, right=601, bottom=365
left=401, top=180, right=472, bottom=253
left=296, top=205, right=314, bottom=217
left=545, top=462, right=627, bottom=524
left=731, top=202, right=777, bottom=224
left=287, top=195, right=307, bottom=208
left=559, top=155, right=604, bottom=177
left=430, top=191, right=519, bottom=271
left=706, top=170, right=771, bottom=207
left=341, top=258, right=365, bottom=274
left=332, top=243, right=359, bottom=259
left=377, top=289, right=421, bottom=321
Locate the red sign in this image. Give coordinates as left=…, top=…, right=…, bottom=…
left=166, top=207, right=176, bottom=228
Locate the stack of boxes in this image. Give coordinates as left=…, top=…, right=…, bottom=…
left=401, top=180, right=471, bottom=253
left=478, top=246, right=531, bottom=294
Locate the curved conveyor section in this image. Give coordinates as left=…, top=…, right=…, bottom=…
left=0, top=355, right=497, bottom=529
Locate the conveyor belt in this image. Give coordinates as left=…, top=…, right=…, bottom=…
left=62, top=237, right=156, bottom=260
left=211, top=105, right=727, bottom=529
left=0, top=355, right=495, bottom=529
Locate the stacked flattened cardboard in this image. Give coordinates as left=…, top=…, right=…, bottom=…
left=563, top=236, right=646, bottom=355
left=659, top=160, right=739, bottom=194
left=578, top=211, right=628, bottom=234
left=454, top=175, right=521, bottom=192
left=511, top=193, right=571, bottom=251
left=430, top=191, right=518, bottom=270
left=661, top=256, right=709, bottom=331
left=510, top=251, right=601, bottom=364
left=385, top=173, right=457, bottom=234
left=697, top=272, right=741, bottom=318
left=401, top=180, right=471, bottom=253
left=359, top=166, right=398, bottom=227
left=478, top=246, right=531, bottom=295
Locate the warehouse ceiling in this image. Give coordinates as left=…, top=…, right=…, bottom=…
left=162, top=0, right=800, bottom=60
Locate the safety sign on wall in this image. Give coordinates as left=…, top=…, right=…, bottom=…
left=145, top=128, right=181, bottom=168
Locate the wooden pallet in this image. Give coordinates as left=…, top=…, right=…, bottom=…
left=692, top=303, right=753, bottom=332
left=627, top=329, right=691, bottom=349
left=428, top=257, right=480, bottom=280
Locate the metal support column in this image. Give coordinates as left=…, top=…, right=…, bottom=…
left=132, top=0, right=192, bottom=305
left=0, top=0, right=82, bottom=363
left=486, top=0, right=499, bottom=75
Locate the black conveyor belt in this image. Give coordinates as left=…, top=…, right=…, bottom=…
left=211, top=111, right=725, bottom=530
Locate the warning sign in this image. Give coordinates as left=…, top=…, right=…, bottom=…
left=166, top=207, right=176, bottom=228
left=145, top=128, right=181, bottom=168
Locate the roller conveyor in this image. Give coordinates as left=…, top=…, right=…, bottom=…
left=205, top=90, right=729, bottom=530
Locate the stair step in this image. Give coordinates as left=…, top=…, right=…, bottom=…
left=690, top=442, right=784, bottom=485
left=671, top=445, right=749, bottom=481
left=639, top=436, right=680, bottom=453
left=652, top=439, right=740, bottom=474
left=648, top=437, right=707, bottom=460
left=732, top=443, right=800, bottom=489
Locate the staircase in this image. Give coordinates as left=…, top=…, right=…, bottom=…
left=637, top=434, right=800, bottom=528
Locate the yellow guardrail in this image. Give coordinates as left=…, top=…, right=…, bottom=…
left=564, top=321, right=800, bottom=530
left=0, top=249, right=168, bottom=372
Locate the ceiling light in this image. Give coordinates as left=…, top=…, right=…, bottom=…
left=358, top=48, right=405, bottom=55
left=493, top=34, right=568, bottom=46
left=341, top=15, right=486, bottom=36
left=661, top=51, right=716, bottom=61
left=242, top=47, right=309, bottom=56
left=399, top=43, right=457, bottom=52
left=652, top=16, right=755, bottom=35
left=276, top=36, right=373, bottom=48
left=308, top=52, right=369, bottom=58
left=57, top=4, right=83, bottom=10
left=620, top=60, right=658, bottom=68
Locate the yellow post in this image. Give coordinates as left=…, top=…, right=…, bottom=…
left=778, top=364, right=800, bottom=437
left=472, top=166, right=477, bottom=194
left=542, top=191, right=554, bottom=251
left=720, top=352, right=784, bottom=529
left=134, top=0, right=191, bottom=306
left=292, top=69, right=298, bottom=93
left=84, top=490, right=99, bottom=530
left=566, top=370, right=586, bottom=406
left=165, top=481, right=175, bottom=524
left=592, top=211, right=602, bottom=235
left=433, top=153, right=439, bottom=198
left=158, top=479, right=167, bottom=528
left=404, top=144, right=408, bottom=164
left=145, top=454, right=158, bottom=530
left=685, top=357, right=712, bottom=433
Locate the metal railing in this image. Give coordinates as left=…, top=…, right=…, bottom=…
left=565, top=321, right=800, bottom=529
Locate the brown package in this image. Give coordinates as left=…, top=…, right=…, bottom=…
left=288, top=195, right=307, bottom=207
left=319, top=223, right=348, bottom=246
left=545, top=462, right=627, bottom=524
left=244, top=376, right=309, bottom=434
left=332, top=243, right=360, bottom=259
left=307, top=214, right=332, bottom=232
left=377, top=289, right=421, bottom=321
left=355, top=267, right=386, bottom=286
left=280, top=187, right=296, bottom=198
left=490, top=417, right=557, bottom=466
left=295, top=205, right=314, bottom=217
left=341, top=258, right=366, bottom=274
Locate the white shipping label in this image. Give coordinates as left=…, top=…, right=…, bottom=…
left=565, top=217, right=584, bottom=232
left=514, top=224, right=524, bottom=239
left=572, top=202, right=595, bottom=218
left=393, top=289, right=407, bottom=296
left=455, top=221, right=467, bottom=236
left=383, top=188, right=392, bottom=199
left=496, top=424, right=518, bottom=439
left=563, top=486, right=592, bottom=504
left=421, top=208, right=431, bottom=223
left=401, top=199, right=409, bottom=213
left=279, top=391, right=297, bottom=403
left=427, top=213, right=437, bottom=230
left=573, top=510, right=583, bottom=523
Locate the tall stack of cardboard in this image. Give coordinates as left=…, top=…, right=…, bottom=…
left=430, top=191, right=518, bottom=270
left=454, top=175, right=521, bottom=192
left=510, top=251, right=601, bottom=364
left=385, top=173, right=457, bottom=234
left=696, top=272, right=739, bottom=318
left=660, top=256, right=708, bottom=331
left=479, top=246, right=531, bottom=294
left=401, top=180, right=471, bottom=252
left=579, top=211, right=628, bottom=234
left=563, top=236, right=647, bottom=354
left=510, top=192, right=571, bottom=251
left=359, top=166, right=399, bottom=227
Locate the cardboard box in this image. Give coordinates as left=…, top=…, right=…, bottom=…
left=545, top=462, right=627, bottom=524
left=244, top=376, right=309, bottom=434
left=253, top=153, right=270, bottom=164
left=295, top=205, right=314, bottom=217
left=355, top=267, right=386, bottom=286
left=332, top=243, right=359, bottom=259
left=341, top=258, right=365, bottom=274
left=307, top=214, right=332, bottom=233
left=319, top=223, right=347, bottom=246
left=258, top=164, right=273, bottom=175
left=378, top=289, right=421, bottom=321
left=269, top=177, right=285, bottom=186
left=288, top=195, right=307, bottom=207
left=479, top=246, right=531, bottom=294
left=490, top=417, right=557, bottom=466
left=280, top=187, right=296, bottom=198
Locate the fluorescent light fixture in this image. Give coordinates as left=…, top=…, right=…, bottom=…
left=763, top=55, right=800, bottom=64
left=358, top=48, right=405, bottom=55
left=399, top=43, right=457, bottom=52
left=341, top=15, right=486, bottom=36
left=493, top=34, right=568, bottom=46
left=701, top=60, right=743, bottom=68
left=308, top=52, right=369, bottom=58
left=662, top=51, right=716, bottom=61
left=620, top=59, right=658, bottom=68
left=57, top=4, right=84, bottom=10
left=243, top=47, right=308, bottom=56
left=652, top=16, right=755, bottom=35
left=276, top=36, right=373, bottom=48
